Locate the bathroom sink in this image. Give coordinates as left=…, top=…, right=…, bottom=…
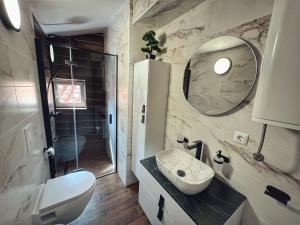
left=156, top=148, right=214, bottom=195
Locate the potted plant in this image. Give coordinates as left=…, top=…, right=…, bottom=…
left=141, top=31, right=163, bottom=60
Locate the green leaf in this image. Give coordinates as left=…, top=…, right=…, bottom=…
left=141, top=30, right=164, bottom=56
left=141, top=47, right=151, bottom=53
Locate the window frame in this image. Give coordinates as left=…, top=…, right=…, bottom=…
left=53, top=78, right=87, bottom=110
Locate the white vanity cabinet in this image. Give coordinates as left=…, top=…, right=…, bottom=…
left=131, top=59, right=170, bottom=180
left=139, top=165, right=196, bottom=225
left=139, top=161, right=245, bottom=225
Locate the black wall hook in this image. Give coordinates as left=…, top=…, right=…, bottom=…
left=264, top=185, right=291, bottom=205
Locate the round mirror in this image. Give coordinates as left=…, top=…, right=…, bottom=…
left=0, top=0, right=21, bottom=31
left=183, top=36, right=257, bottom=116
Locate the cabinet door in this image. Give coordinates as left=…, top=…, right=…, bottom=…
left=133, top=61, right=149, bottom=114
left=140, top=166, right=196, bottom=225
left=139, top=183, right=174, bottom=225
left=131, top=110, right=146, bottom=179
left=132, top=61, right=149, bottom=179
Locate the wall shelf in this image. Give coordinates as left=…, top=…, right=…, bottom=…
left=132, top=0, right=206, bottom=30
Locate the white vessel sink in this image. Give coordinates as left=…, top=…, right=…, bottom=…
left=156, top=148, right=215, bottom=195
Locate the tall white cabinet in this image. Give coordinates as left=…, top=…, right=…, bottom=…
left=131, top=59, right=170, bottom=180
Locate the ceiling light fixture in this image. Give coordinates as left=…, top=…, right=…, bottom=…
left=214, top=58, right=231, bottom=75
left=0, top=0, right=21, bottom=31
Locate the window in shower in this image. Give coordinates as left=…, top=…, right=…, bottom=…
left=53, top=78, right=87, bottom=109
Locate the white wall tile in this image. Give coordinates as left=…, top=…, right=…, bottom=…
left=0, top=87, right=19, bottom=136
left=0, top=42, right=14, bottom=87
left=9, top=48, right=39, bottom=87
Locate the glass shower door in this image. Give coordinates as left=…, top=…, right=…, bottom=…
left=51, top=42, right=117, bottom=177
left=72, top=48, right=117, bottom=177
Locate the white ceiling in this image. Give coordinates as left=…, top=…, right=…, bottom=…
left=27, top=0, right=125, bottom=36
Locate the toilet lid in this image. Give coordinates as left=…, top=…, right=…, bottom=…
left=39, top=171, right=96, bottom=213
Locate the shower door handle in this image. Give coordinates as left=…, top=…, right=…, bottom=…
left=50, top=111, right=63, bottom=119
left=109, top=114, right=113, bottom=124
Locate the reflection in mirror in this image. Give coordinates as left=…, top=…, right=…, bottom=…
left=184, top=36, right=257, bottom=116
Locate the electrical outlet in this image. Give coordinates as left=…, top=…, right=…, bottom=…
left=233, top=131, right=249, bottom=146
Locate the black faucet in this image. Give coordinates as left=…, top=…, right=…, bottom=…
left=177, top=137, right=204, bottom=161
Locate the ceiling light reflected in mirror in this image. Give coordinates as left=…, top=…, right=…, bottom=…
left=214, top=58, right=231, bottom=75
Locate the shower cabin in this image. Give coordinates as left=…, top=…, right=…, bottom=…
left=35, top=34, right=117, bottom=178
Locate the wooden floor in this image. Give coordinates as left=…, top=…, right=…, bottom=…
left=57, top=140, right=116, bottom=178
left=68, top=174, right=151, bottom=225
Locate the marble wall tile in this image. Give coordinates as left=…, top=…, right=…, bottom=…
left=0, top=110, right=46, bottom=224
left=0, top=23, right=7, bottom=44
left=9, top=47, right=39, bottom=87
left=126, top=155, right=137, bottom=184
left=134, top=0, right=207, bottom=30
left=15, top=86, right=40, bottom=121
left=117, top=134, right=129, bottom=185
left=130, top=24, right=148, bottom=62
left=204, top=0, right=274, bottom=35
left=105, top=0, right=148, bottom=186
left=0, top=120, right=27, bottom=190
left=0, top=42, right=14, bottom=87
left=0, top=142, right=48, bottom=225
left=5, top=3, right=36, bottom=60
left=21, top=111, right=46, bottom=155
left=132, top=0, right=158, bottom=23
left=105, top=0, right=135, bottom=186
left=0, top=87, right=20, bottom=136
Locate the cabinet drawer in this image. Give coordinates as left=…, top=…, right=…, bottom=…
left=140, top=165, right=196, bottom=225
left=139, top=182, right=174, bottom=225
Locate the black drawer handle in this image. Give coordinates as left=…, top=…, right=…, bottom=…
left=141, top=115, right=145, bottom=124
left=158, top=195, right=164, bottom=208
left=157, top=207, right=163, bottom=221
left=157, top=195, right=164, bottom=221
left=141, top=104, right=146, bottom=113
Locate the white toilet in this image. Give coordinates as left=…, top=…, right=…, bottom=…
left=32, top=171, right=96, bottom=225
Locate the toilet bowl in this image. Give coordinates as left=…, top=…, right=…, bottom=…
left=32, top=171, right=96, bottom=225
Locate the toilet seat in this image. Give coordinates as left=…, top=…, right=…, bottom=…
left=39, top=171, right=96, bottom=213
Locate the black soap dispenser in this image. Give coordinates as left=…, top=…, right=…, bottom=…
left=213, top=150, right=229, bottom=172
